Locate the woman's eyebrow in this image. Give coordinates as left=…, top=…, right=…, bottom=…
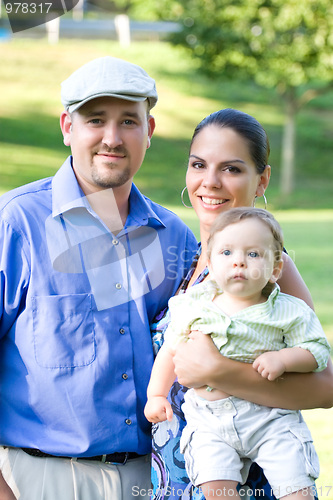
left=189, top=154, right=246, bottom=165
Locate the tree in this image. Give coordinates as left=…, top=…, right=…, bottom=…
left=123, top=0, right=333, bottom=195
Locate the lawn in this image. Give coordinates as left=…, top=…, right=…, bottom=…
left=1, top=37, right=333, bottom=497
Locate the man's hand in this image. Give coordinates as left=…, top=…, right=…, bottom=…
left=253, top=351, right=286, bottom=381
left=144, top=396, right=173, bottom=423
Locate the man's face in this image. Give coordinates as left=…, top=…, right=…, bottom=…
left=61, top=96, right=155, bottom=195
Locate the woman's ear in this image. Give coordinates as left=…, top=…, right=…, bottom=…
left=60, top=111, right=72, bottom=147
left=256, top=165, right=271, bottom=198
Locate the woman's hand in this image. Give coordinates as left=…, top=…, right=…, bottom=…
left=173, top=331, right=333, bottom=410
left=173, top=330, right=221, bottom=388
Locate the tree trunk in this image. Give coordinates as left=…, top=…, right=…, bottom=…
left=280, top=89, right=298, bottom=196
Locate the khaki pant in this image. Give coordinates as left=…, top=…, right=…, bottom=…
left=0, top=447, right=151, bottom=499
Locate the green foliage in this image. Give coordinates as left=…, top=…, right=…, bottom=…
left=159, top=0, right=333, bottom=95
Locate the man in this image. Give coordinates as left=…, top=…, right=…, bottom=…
left=0, top=56, right=198, bottom=499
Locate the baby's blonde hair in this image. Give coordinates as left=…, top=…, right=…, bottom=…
left=207, top=207, right=284, bottom=296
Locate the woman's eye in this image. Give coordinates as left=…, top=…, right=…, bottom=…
left=224, top=165, right=241, bottom=173
left=191, top=161, right=205, bottom=169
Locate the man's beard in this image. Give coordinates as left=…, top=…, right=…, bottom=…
left=91, top=163, right=132, bottom=189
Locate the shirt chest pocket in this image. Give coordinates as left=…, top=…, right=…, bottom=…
left=32, top=294, right=96, bottom=369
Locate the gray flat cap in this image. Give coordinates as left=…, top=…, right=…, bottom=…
left=61, top=56, right=158, bottom=113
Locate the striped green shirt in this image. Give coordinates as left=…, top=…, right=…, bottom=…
left=165, top=281, right=331, bottom=372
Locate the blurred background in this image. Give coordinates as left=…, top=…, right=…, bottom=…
left=1, top=0, right=332, bottom=495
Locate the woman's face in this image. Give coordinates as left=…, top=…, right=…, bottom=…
left=186, top=125, right=270, bottom=237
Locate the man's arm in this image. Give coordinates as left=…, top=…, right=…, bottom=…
left=0, top=471, right=16, bottom=500
left=173, top=331, right=333, bottom=410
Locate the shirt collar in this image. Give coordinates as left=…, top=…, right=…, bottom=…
left=51, top=156, right=165, bottom=228
left=52, top=157, right=86, bottom=217
left=126, top=183, right=165, bottom=229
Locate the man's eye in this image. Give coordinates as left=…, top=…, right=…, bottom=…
left=123, top=119, right=135, bottom=125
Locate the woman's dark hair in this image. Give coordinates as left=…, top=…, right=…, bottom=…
left=190, top=108, right=270, bottom=174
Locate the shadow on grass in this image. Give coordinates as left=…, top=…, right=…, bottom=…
left=0, top=114, right=63, bottom=150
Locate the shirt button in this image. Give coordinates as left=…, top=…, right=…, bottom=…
left=115, top=283, right=122, bottom=290
left=122, top=373, right=128, bottom=380
left=125, top=419, right=132, bottom=425
left=119, top=328, right=125, bottom=335
left=112, top=239, right=119, bottom=245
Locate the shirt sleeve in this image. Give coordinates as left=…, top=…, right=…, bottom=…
left=0, top=217, right=30, bottom=338
left=283, top=305, right=331, bottom=372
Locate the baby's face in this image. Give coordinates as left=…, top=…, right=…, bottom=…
left=208, top=218, right=280, bottom=298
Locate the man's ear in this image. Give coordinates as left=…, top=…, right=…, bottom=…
left=269, top=259, right=283, bottom=283
left=146, top=115, right=156, bottom=149
left=60, top=111, right=72, bottom=147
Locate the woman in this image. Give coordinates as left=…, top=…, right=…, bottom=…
left=150, top=109, right=333, bottom=500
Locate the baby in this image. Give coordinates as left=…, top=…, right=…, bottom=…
left=145, top=207, right=331, bottom=500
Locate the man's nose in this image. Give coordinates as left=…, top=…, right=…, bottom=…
left=102, top=124, right=123, bottom=148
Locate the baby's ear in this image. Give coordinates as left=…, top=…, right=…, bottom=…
left=269, top=259, right=283, bottom=283
left=207, top=260, right=214, bottom=279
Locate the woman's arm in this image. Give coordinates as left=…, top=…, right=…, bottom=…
left=278, top=253, right=314, bottom=309
left=173, top=331, right=333, bottom=409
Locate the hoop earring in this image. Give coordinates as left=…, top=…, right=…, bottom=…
left=254, top=193, right=267, bottom=210
left=181, top=186, right=192, bottom=208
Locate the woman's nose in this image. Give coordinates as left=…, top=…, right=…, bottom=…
left=202, top=168, right=222, bottom=189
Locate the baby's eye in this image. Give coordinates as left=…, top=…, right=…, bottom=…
left=248, top=251, right=259, bottom=258
left=222, top=250, right=231, bottom=256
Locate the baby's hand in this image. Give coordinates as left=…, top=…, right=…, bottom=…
left=253, top=351, right=286, bottom=381
left=144, top=396, right=173, bottom=423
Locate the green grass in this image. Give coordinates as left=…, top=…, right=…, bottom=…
left=1, top=38, right=333, bottom=496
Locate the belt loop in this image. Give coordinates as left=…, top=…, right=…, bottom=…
left=123, top=452, right=129, bottom=465
left=101, top=455, right=107, bottom=463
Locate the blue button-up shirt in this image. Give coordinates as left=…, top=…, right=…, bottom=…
left=0, top=157, right=197, bottom=456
